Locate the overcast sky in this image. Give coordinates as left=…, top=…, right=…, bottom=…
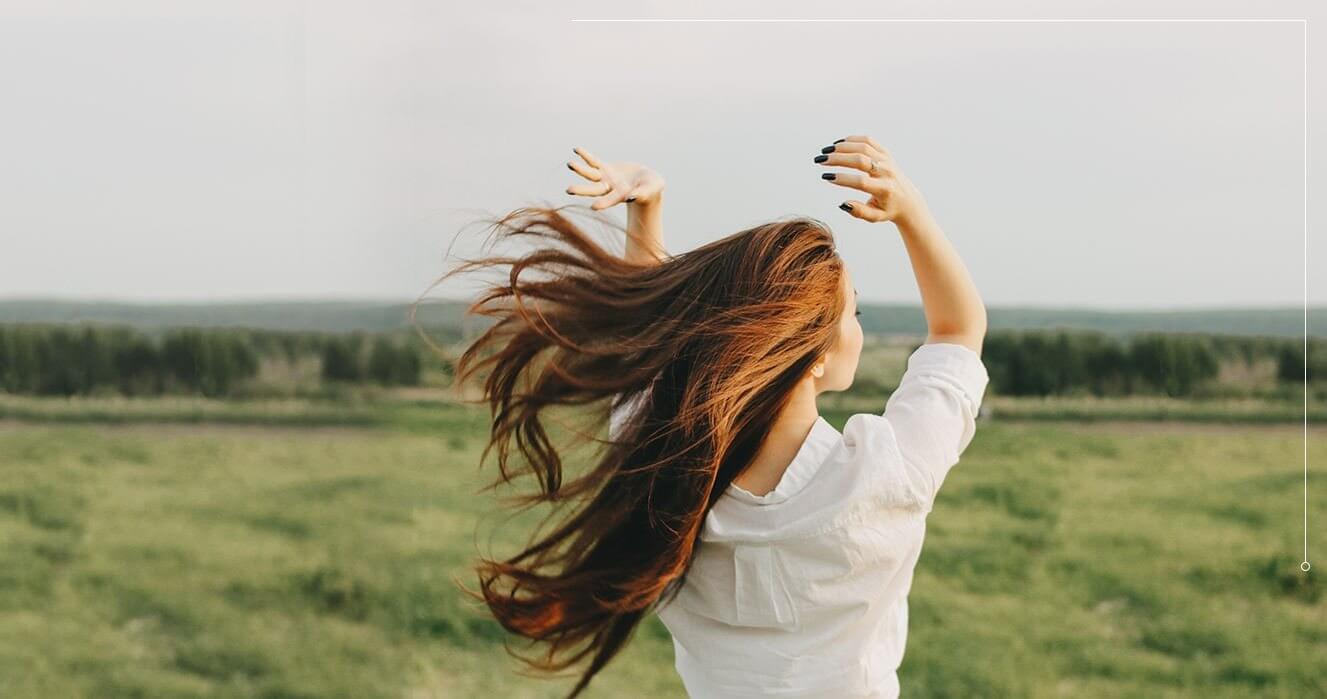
left=2, top=0, right=1323, bottom=309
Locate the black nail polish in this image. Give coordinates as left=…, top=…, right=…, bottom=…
left=626, top=196, right=637, bottom=202
left=814, top=154, right=828, bottom=163
left=833, top=138, right=846, bottom=144
left=567, top=163, right=575, bottom=170
left=820, top=145, right=836, bottom=154
left=839, top=202, right=853, bottom=212
left=822, top=173, right=836, bottom=180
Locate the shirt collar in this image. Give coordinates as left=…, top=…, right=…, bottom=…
left=725, top=416, right=840, bottom=506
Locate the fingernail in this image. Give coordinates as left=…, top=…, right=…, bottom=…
left=833, top=138, right=846, bottom=144
left=822, top=173, right=836, bottom=180
left=626, top=196, right=637, bottom=202
left=820, top=145, right=836, bottom=154
left=814, top=154, right=829, bottom=163
left=839, top=202, right=853, bottom=212
left=567, top=163, right=575, bottom=170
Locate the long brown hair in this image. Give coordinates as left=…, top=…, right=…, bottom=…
left=432, top=202, right=847, bottom=696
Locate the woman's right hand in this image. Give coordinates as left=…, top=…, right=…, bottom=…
left=815, top=135, right=930, bottom=227
left=566, top=146, right=666, bottom=211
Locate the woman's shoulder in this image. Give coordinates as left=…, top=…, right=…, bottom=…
left=838, top=412, right=902, bottom=455
left=830, top=413, right=934, bottom=512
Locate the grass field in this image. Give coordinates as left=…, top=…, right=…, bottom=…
left=1, top=400, right=1324, bottom=697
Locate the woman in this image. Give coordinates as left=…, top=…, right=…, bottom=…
left=445, top=135, right=989, bottom=698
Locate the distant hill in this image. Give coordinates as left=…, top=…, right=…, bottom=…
left=0, top=298, right=1322, bottom=339
left=0, top=299, right=468, bottom=334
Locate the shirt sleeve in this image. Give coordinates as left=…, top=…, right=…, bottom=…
left=608, top=389, right=650, bottom=442
left=879, top=341, right=990, bottom=511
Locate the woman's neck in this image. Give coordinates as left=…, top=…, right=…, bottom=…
left=733, top=380, right=820, bottom=496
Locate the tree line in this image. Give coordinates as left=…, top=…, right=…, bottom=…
left=977, top=329, right=1323, bottom=397
left=0, top=324, right=436, bottom=398
left=0, top=323, right=1319, bottom=400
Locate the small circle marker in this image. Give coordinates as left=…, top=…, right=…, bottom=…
left=1302, top=561, right=1312, bottom=572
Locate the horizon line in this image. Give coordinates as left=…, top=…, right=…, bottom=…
left=0, top=295, right=1323, bottom=314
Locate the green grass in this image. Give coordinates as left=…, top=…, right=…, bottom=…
left=903, top=421, right=1324, bottom=697
left=0, top=407, right=1323, bottom=697
left=4, top=389, right=1324, bottom=435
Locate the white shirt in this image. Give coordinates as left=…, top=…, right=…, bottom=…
left=610, top=342, right=990, bottom=699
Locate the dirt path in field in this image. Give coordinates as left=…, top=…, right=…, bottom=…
left=2, top=416, right=1321, bottom=438
left=1016, top=419, right=1327, bottom=436
left=0, top=419, right=390, bottom=438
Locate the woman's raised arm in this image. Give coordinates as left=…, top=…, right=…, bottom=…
left=625, top=194, right=666, bottom=265
left=566, top=146, right=668, bottom=265
left=816, top=135, right=986, bottom=354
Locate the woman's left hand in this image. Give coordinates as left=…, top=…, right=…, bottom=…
left=816, top=135, right=929, bottom=227
left=565, top=146, right=665, bottom=210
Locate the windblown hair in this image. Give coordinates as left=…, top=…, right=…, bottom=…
left=431, top=202, right=847, bottom=697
